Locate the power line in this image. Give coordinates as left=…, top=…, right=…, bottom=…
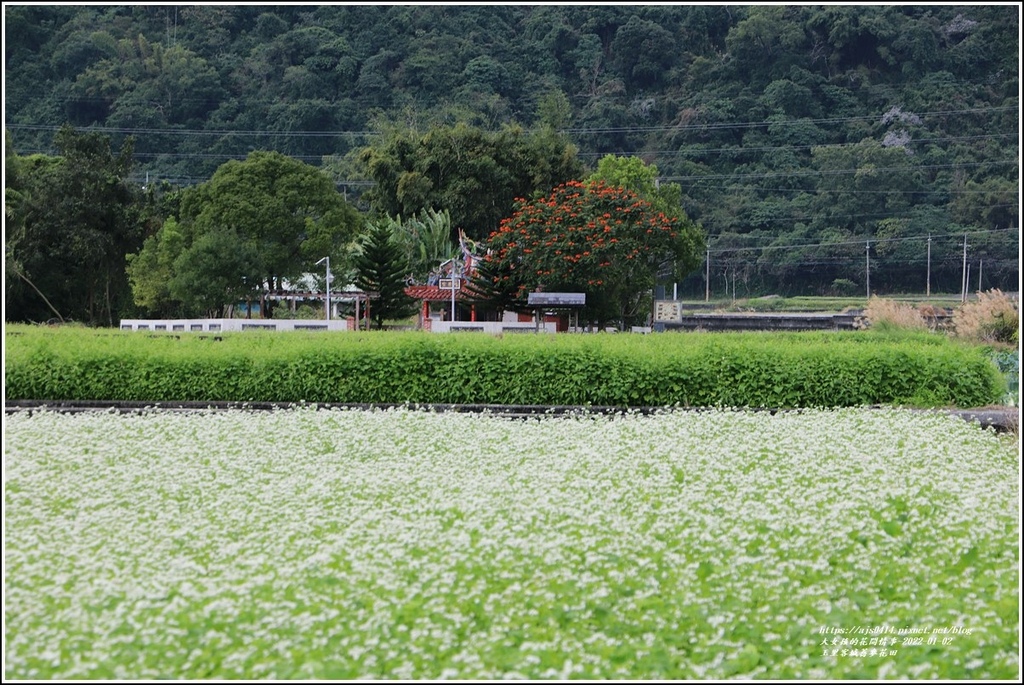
left=7, top=104, right=1017, bottom=140
left=706, top=228, right=1017, bottom=255
left=559, top=105, right=1020, bottom=134
left=680, top=182, right=1016, bottom=195
left=699, top=204, right=1018, bottom=226
left=578, top=134, right=1018, bottom=159
left=661, top=159, right=1018, bottom=182
left=6, top=123, right=381, bottom=138
left=20, top=131, right=1014, bottom=163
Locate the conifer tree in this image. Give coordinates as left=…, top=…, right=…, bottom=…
left=353, top=222, right=418, bottom=329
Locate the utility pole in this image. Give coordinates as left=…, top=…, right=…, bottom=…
left=316, top=256, right=331, bottom=320
left=865, top=241, right=870, bottom=299
left=705, top=248, right=710, bottom=302
left=960, top=234, right=968, bottom=303
left=926, top=234, right=931, bottom=297
left=978, top=259, right=982, bottom=292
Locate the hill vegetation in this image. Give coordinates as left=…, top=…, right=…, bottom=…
left=4, top=4, right=1019, bottom=322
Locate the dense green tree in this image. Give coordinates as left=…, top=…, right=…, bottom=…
left=358, top=122, right=583, bottom=242
left=5, top=137, right=66, bottom=321
left=466, top=246, right=532, bottom=316
left=68, top=37, right=222, bottom=130
left=167, top=226, right=260, bottom=317
left=609, top=14, right=676, bottom=89
left=127, top=151, right=361, bottom=317
left=353, top=221, right=418, bottom=329
left=586, top=154, right=685, bottom=218
left=125, top=215, right=186, bottom=316
left=5, top=125, right=141, bottom=325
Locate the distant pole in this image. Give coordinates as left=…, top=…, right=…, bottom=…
left=926, top=234, right=931, bottom=297
left=705, top=249, right=710, bottom=302
left=316, top=256, right=331, bottom=320
left=865, top=241, right=870, bottom=299
left=960, top=234, right=968, bottom=303
left=450, top=262, right=459, bottom=322
left=978, top=259, right=982, bottom=292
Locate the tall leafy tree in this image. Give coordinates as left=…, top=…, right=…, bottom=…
left=4, top=125, right=141, bottom=325
left=465, top=246, right=532, bottom=315
left=167, top=226, right=260, bottom=317
left=358, top=122, right=583, bottom=242
left=5, top=137, right=66, bottom=322
left=586, top=154, right=686, bottom=218
left=353, top=221, right=418, bottom=329
left=125, top=216, right=186, bottom=316
left=480, top=180, right=704, bottom=327
left=127, top=151, right=361, bottom=317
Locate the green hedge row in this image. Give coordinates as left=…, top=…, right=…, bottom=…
left=4, top=325, right=1005, bottom=408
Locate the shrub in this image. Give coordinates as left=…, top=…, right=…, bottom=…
left=856, top=296, right=928, bottom=331
left=829, top=278, right=858, bottom=296
left=4, top=325, right=1005, bottom=409
left=953, top=289, right=1019, bottom=345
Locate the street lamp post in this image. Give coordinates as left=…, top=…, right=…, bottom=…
left=449, top=260, right=463, bottom=322
left=316, top=256, right=331, bottom=320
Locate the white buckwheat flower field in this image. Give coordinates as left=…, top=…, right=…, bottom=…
left=4, top=407, right=1019, bottom=679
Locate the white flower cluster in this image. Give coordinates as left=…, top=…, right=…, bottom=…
left=4, top=407, right=1019, bottom=679
left=881, top=130, right=914, bottom=154
left=881, top=105, right=922, bottom=126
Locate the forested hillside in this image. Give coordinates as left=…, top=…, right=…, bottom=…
left=4, top=4, right=1019, bottom=314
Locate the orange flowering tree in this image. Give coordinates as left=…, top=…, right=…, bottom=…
left=473, top=179, right=704, bottom=327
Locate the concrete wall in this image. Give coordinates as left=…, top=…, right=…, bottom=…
left=118, top=318, right=556, bottom=334
left=429, top=320, right=557, bottom=334
left=119, top=318, right=351, bottom=332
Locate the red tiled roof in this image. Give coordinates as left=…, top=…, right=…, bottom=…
left=405, top=285, right=472, bottom=302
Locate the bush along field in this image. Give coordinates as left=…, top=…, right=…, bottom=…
left=4, top=407, right=1019, bottom=679
left=2, top=325, right=1007, bottom=408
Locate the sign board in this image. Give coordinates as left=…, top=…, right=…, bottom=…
left=654, top=300, right=683, bottom=322
left=527, top=292, right=586, bottom=307
left=439, top=278, right=461, bottom=290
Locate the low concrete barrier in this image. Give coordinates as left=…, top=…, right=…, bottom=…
left=662, top=312, right=861, bottom=332
left=119, top=318, right=351, bottom=332
left=429, top=321, right=556, bottom=334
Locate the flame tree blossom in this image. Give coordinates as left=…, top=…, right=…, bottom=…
left=475, top=180, right=704, bottom=328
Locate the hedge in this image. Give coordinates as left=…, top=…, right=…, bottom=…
left=4, top=325, right=1005, bottom=408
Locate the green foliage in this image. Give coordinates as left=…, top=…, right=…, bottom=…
left=381, top=208, right=458, bottom=284
left=125, top=216, right=185, bottom=315
left=357, top=122, right=583, bottom=241
left=353, top=222, right=419, bottom=329
left=3, top=5, right=1019, bottom=307
left=5, top=326, right=1004, bottom=409
left=126, top=151, right=361, bottom=317
left=4, top=125, right=141, bottom=326
left=465, top=249, right=532, bottom=315
left=586, top=154, right=686, bottom=221
left=987, top=348, right=1018, bottom=407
